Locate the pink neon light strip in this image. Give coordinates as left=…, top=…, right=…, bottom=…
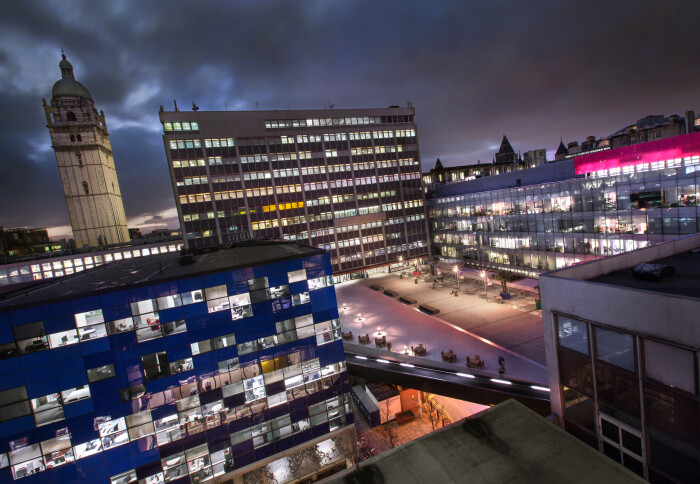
left=574, top=131, right=700, bottom=174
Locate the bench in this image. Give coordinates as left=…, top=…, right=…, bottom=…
left=419, top=304, right=440, bottom=315
left=383, top=289, right=399, bottom=297
left=399, top=296, right=417, bottom=305
left=370, top=284, right=384, bottom=291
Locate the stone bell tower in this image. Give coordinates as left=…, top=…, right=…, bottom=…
left=43, top=53, right=129, bottom=247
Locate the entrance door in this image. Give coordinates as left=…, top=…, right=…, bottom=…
left=598, top=413, right=645, bottom=478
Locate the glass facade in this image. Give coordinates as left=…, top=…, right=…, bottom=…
left=429, top=135, right=700, bottom=274
left=554, top=314, right=699, bottom=482
left=0, top=249, right=354, bottom=483
left=159, top=108, right=428, bottom=274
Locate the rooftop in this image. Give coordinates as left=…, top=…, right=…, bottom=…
left=0, top=240, right=324, bottom=310
left=325, top=399, right=644, bottom=484
left=542, top=234, right=700, bottom=301
left=590, top=248, right=700, bottom=298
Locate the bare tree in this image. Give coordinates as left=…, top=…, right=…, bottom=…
left=422, top=393, right=441, bottom=431
left=376, top=399, right=399, bottom=449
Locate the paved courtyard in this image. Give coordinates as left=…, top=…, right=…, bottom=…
left=335, top=271, right=547, bottom=384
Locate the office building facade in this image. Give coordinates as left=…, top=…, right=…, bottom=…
left=0, top=241, right=355, bottom=483
left=158, top=107, right=428, bottom=275
left=429, top=132, right=700, bottom=275
left=43, top=55, right=130, bottom=248
left=540, top=235, right=700, bottom=483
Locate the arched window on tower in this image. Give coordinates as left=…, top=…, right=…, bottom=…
left=76, top=152, right=82, bottom=166
left=70, top=134, right=75, bottom=142
left=67, top=112, right=77, bottom=122
left=82, top=181, right=89, bottom=195
left=76, top=134, right=82, bottom=142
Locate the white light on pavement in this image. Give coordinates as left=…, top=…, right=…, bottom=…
left=456, top=373, right=475, bottom=378
left=376, top=359, right=390, bottom=364
left=531, top=385, right=550, bottom=392
left=355, top=355, right=367, bottom=360
left=400, top=363, right=415, bottom=368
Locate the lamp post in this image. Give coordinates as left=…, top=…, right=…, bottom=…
left=480, top=270, right=487, bottom=296
left=452, top=265, right=459, bottom=296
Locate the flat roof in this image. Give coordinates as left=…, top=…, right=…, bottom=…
left=0, top=241, right=324, bottom=311
left=325, top=399, right=644, bottom=484
left=589, top=248, right=700, bottom=299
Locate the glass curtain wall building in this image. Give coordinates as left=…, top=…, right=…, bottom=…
left=0, top=241, right=355, bottom=483
left=158, top=107, right=428, bottom=276
left=429, top=132, right=700, bottom=275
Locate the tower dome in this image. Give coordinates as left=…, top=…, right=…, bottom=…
left=51, top=53, right=93, bottom=101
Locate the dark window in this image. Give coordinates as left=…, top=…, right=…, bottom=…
left=67, top=111, right=77, bottom=122
left=82, top=181, right=89, bottom=195
left=142, top=352, right=170, bottom=382
left=558, top=347, right=594, bottom=397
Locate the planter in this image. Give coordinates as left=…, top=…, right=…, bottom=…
left=500, top=293, right=511, bottom=300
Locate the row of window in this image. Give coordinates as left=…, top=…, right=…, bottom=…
left=162, top=122, right=201, bottom=132
left=265, top=117, right=383, bottom=129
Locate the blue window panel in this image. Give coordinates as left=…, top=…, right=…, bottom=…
left=291, top=407, right=309, bottom=422
left=47, top=461, right=78, bottom=482
left=268, top=402, right=288, bottom=421
left=100, top=290, right=131, bottom=308
left=57, top=372, right=87, bottom=392
left=0, top=311, right=10, bottom=328
left=0, top=469, right=10, bottom=483
left=53, top=358, right=85, bottom=379
left=126, top=286, right=155, bottom=304
left=232, top=445, right=254, bottom=462
left=307, top=391, right=324, bottom=407
left=50, top=343, right=83, bottom=363
left=0, top=325, right=12, bottom=344
left=0, top=358, right=23, bottom=382
left=131, top=436, right=159, bottom=467
left=23, top=364, right=56, bottom=385
left=293, top=429, right=313, bottom=446
left=42, top=301, right=73, bottom=318
left=166, top=345, right=191, bottom=362
left=150, top=403, right=176, bottom=422
left=274, top=436, right=295, bottom=453
left=177, top=277, right=204, bottom=294
left=254, top=443, right=276, bottom=461
left=80, top=336, right=111, bottom=356
left=201, top=271, right=228, bottom=288
left=106, top=456, right=135, bottom=479
left=317, top=340, right=344, bottom=368
left=212, top=344, right=237, bottom=362
left=63, top=398, right=93, bottom=419
left=43, top=315, right=75, bottom=333
left=103, top=438, right=132, bottom=462
left=109, top=334, right=138, bottom=360
left=226, top=272, right=249, bottom=295
left=83, top=352, right=112, bottom=369
left=206, top=426, right=229, bottom=453
left=345, top=412, right=354, bottom=425
left=163, top=332, right=189, bottom=352
left=66, top=413, right=98, bottom=437
left=92, top=391, right=119, bottom=411
left=101, top=304, right=131, bottom=321
left=289, top=280, right=309, bottom=294
left=184, top=314, right=208, bottom=332
left=312, top=307, right=338, bottom=325
left=158, top=306, right=185, bottom=324
left=19, top=350, right=52, bottom=369
left=266, top=267, right=288, bottom=287
left=137, top=338, right=164, bottom=357
left=9, top=307, right=42, bottom=325
left=26, top=378, right=58, bottom=399
left=70, top=296, right=102, bottom=315
left=312, top=422, right=331, bottom=439
left=191, top=351, right=216, bottom=370
left=75, top=454, right=109, bottom=479
left=152, top=281, right=179, bottom=299
left=1, top=414, right=34, bottom=438
left=303, top=256, right=324, bottom=279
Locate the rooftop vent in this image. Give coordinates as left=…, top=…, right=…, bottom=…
left=631, top=263, right=675, bottom=282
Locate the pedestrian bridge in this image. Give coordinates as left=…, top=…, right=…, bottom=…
left=344, top=347, right=551, bottom=417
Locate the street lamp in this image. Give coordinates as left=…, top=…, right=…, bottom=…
left=480, top=270, right=487, bottom=296
left=452, top=265, right=459, bottom=296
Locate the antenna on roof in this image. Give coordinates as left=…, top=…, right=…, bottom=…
left=191, top=102, right=199, bottom=112
left=255, top=102, right=259, bottom=110
left=173, top=100, right=179, bottom=112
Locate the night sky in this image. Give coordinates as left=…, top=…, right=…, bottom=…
left=1, top=1, right=698, bottom=239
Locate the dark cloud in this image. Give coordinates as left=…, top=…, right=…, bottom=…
left=1, top=0, right=699, bottom=234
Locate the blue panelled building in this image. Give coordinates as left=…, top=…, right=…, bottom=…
left=0, top=240, right=356, bottom=483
